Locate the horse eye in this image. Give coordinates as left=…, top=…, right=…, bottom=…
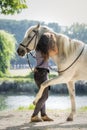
left=33, top=30, right=36, bottom=33
left=28, top=35, right=31, bottom=39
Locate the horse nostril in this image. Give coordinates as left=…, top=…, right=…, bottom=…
left=21, top=49, right=25, bottom=54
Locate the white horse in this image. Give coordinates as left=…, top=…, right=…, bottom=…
left=17, top=24, right=87, bottom=121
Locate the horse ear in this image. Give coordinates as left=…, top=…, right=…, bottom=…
left=37, top=23, right=40, bottom=28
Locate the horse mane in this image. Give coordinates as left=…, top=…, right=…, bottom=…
left=34, top=25, right=84, bottom=60
left=56, top=34, right=84, bottom=59
left=39, top=26, right=79, bottom=59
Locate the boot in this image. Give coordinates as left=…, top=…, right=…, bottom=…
left=41, top=115, right=53, bottom=121
left=31, top=115, right=42, bottom=122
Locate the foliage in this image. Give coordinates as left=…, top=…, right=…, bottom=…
left=0, top=71, right=87, bottom=95
left=0, top=0, right=27, bottom=14
left=48, top=22, right=61, bottom=33
left=0, top=30, right=16, bottom=76
left=64, top=23, right=87, bottom=43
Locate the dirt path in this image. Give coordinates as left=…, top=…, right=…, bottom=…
left=0, top=110, right=87, bottom=130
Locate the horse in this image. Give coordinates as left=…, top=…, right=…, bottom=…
left=17, top=24, right=87, bottom=121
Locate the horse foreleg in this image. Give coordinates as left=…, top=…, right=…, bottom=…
left=67, top=81, right=76, bottom=121
left=33, top=75, right=68, bottom=105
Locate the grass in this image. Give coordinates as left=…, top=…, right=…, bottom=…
left=17, top=103, right=87, bottom=113
left=0, top=69, right=34, bottom=82
left=79, top=106, right=87, bottom=112
left=18, top=104, right=35, bottom=111
left=0, top=69, right=58, bottom=82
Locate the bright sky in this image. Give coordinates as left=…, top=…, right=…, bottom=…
left=0, top=0, right=87, bottom=26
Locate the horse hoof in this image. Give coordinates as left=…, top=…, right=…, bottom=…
left=67, top=117, right=73, bottom=121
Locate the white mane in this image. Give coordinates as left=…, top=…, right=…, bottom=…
left=55, top=33, right=84, bottom=59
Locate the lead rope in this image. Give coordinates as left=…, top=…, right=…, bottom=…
left=58, top=44, right=85, bottom=74
left=26, top=31, right=38, bottom=72
left=26, top=53, right=34, bottom=72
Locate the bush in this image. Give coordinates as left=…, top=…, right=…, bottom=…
left=0, top=30, right=16, bottom=76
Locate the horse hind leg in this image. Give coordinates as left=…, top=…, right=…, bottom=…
left=67, top=81, right=76, bottom=121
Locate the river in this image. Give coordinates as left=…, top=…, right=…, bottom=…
left=0, top=94, right=87, bottom=110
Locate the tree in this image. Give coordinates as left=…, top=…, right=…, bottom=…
left=0, top=0, right=27, bottom=14
left=63, top=23, right=87, bottom=43
left=0, top=30, right=16, bottom=76
left=48, top=22, right=61, bottom=33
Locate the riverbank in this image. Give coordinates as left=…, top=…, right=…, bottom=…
left=0, top=109, right=87, bottom=130
left=0, top=69, right=87, bottom=95
left=0, top=77, right=87, bottom=95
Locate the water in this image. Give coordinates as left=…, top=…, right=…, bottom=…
left=0, top=94, right=87, bottom=110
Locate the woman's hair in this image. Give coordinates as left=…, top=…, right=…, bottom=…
left=36, top=33, right=56, bottom=60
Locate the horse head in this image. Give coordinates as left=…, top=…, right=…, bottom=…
left=17, top=24, right=41, bottom=56
left=17, top=24, right=51, bottom=57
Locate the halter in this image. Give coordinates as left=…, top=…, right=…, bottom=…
left=20, top=30, right=38, bottom=71
left=20, top=30, right=38, bottom=52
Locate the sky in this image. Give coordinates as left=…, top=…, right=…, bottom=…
left=0, top=0, right=87, bottom=26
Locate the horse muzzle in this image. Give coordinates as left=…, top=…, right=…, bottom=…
left=17, top=47, right=26, bottom=57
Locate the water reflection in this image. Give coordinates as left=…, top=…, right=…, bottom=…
left=0, top=94, right=87, bottom=110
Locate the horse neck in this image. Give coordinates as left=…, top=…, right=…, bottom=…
left=39, top=27, right=54, bottom=36
left=52, top=36, right=85, bottom=71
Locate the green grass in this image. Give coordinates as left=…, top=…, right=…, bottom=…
left=79, top=106, right=87, bottom=112
left=49, top=73, right=57, bottom=79
left=18, top=104, right=35, bottom=111
left=0, top=71, right=34, bottom=82
left=0, top=70, right=57, bottom=83
left=17, top=104, right=87, bottom=112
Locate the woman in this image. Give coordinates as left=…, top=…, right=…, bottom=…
left=31, top=32, right=58, bottom=122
